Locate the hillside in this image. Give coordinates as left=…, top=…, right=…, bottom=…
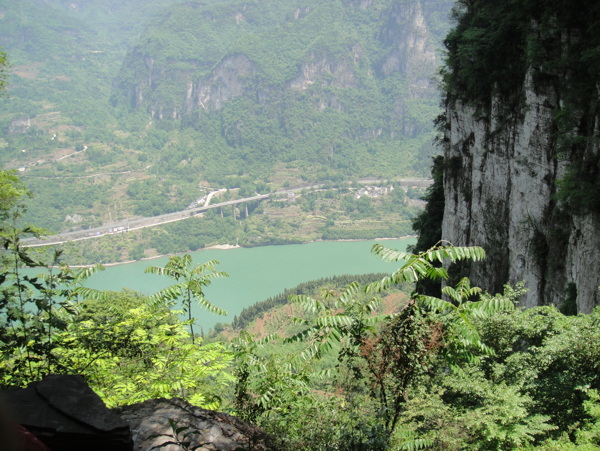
left=0, top=0, right=452, bottom=237
left=113, top=0, right=451, bottom=180
left=0, top=0, right=187, bottom=232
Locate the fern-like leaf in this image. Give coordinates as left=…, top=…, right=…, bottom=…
left=196, top=297, right=227, bottom=316
left=371, top=243, right=411, bottom=262
left=314, top=315, right=353, bottom=328
left=72, top=286, right=108, bottom=301
left=290, top=294, right=324, bottom=314
left=417, top=295, right=454, bottom=313
left=338, top=281, right=360, bottom=305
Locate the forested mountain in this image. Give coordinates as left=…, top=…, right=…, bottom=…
left=0, top=0, right=452, bottom=234
left=113, top=0, right=451, bottom=178
left=0, top=0, right=180, bottom=126
left=0, top=0, right=188, bottom=231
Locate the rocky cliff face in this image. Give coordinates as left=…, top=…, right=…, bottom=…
left=114, top=0, right=451, bottom=140
left=113, top=0, right=450, bottom=171
left=184, top=54, right=256, bottom=115
left=441, top=5, right=600, bottom=313
left=378, top=0, right=438, bottom=137
left=379, top=0, right=436, bottom=83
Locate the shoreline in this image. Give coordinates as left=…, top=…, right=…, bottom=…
left=67, top=237, right=415, bottom=268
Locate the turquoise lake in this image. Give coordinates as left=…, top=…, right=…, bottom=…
left=85, top=238, right=415, bottom=332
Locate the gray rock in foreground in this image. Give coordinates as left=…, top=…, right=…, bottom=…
left=2, top=374, right=133, bottom=451
left=114, top=398, right=277, bottom=451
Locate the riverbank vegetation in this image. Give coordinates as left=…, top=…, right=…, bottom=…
left=1, top=169, right=598, bottom=449
left=54, top=180, right=424, bottom=265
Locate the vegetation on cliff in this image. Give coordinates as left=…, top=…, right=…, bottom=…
left=442, top=0, right=600, bottom=214
left=437, top=0, right=600, bottom=313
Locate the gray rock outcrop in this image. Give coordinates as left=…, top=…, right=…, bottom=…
left=443, top=89, right=600, bottom=312
left=7, top=115, right=31, bottom=135
left=2, top=375, right=278, bottom=451
left=2, top=374, right=133, bottom=451
left=114, top=397, right=276, bottom=451
left=441, top=6, right=600, bottom=313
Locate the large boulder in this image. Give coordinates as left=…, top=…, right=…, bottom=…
left=1, top=374, right=133, bottom=451
left=114, top=398, right=278, bottom=451
left=2, top=375, right=277, bottom=450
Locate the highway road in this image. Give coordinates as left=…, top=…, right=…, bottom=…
left=22, top=178, right=431, bottom=247
left=22, top=193, right=270, bottom=247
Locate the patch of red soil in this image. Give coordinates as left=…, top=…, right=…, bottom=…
left=381, top=292, right=409, bottom=315
left=252, top=317, right=266, bottom=336
left=12, top=63, right=43, bottom=79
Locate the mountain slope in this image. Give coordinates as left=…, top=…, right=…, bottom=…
left=113, top=0, right=453, bottom=179
left=0, top=0, right=452, bottom=234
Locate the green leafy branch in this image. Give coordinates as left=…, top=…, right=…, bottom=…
left=145, top=255, right=228, bottom=344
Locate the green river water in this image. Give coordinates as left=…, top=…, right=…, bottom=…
left=85, top=238, right=415, bottom=332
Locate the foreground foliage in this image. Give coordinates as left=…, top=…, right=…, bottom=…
left=229, top=242, right=600, bottom=450
left=0, top=170, right=599, bottom=449
left=145, top=255, right=228, bottom=344
left=0, top=172, right=234, bottom=407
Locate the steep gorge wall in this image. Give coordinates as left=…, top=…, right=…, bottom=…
left=114, top=0, right=450, bottom=132
left=109, top=0, right=455, bottom=178
left=441, top=3, right=600, bottom=313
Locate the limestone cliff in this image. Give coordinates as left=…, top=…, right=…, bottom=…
left=112, top=0, right=453, bottom=175
left=378, top=0, right=439, bottom=137
left=441, top=2, right=600, bottom=313
left=116, top=0, right=447, bottom=122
